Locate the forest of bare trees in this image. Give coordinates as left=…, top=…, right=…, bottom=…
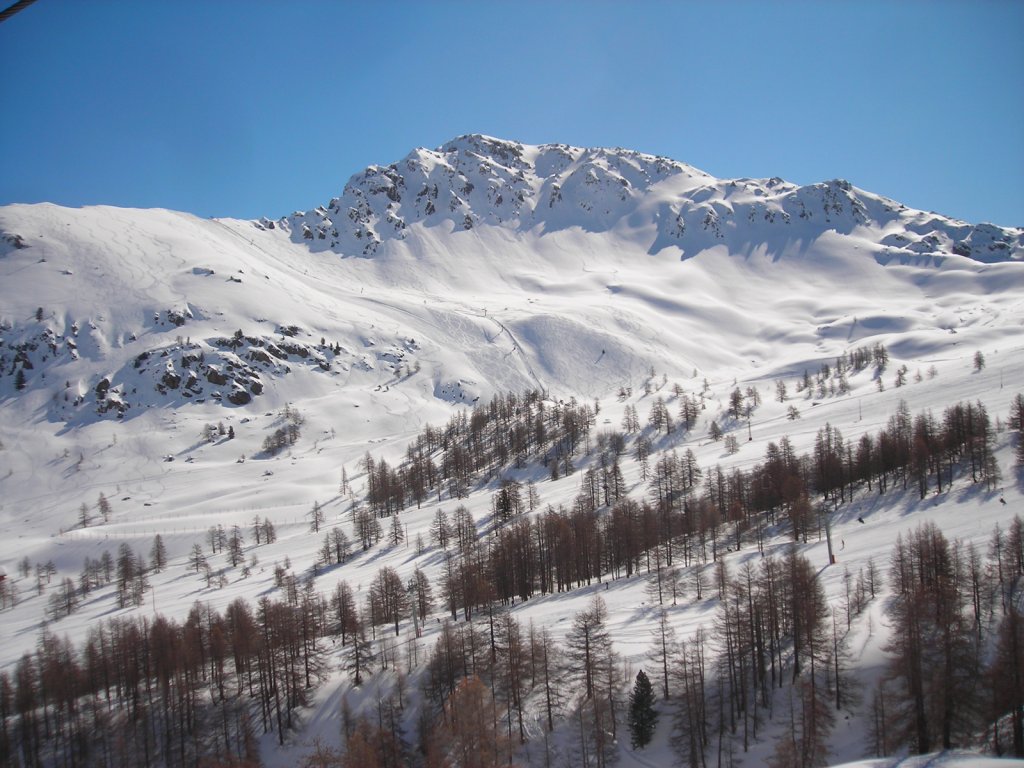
left=0, top=386, right=1020, bottom=767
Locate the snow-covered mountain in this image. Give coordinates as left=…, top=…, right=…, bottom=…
left=1, top=135, right=1021, bottom=423
left=1, top=136, right=1023, bottom=768
left=280, top=133, right=1021, bottom=262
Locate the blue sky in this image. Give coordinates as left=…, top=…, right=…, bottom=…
left=1, top=1, right=1021, bottom=226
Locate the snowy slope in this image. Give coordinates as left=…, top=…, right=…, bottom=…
left=2, top=137, right=1021, bottom=419
left=1, top=136, right=1023, bottom=767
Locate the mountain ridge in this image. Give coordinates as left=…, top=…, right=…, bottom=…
left=271, top=133, right=1022, bottom=262
left=1, top=135, right=1022, bottom=426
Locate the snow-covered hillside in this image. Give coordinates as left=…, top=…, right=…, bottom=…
left=2, top=136, right=1021, bottom=420
left=1, top=136, right=1023, bottom=767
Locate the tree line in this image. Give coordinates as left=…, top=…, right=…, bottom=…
left=347, top=392, right=1009, bottom=620
left=1, top=581, right=329, bottom=767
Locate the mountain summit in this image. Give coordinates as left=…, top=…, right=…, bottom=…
left=276, top=134, right=1022, bottom=263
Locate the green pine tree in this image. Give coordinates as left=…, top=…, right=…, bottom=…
left=628, top=669, right=658, bottom=749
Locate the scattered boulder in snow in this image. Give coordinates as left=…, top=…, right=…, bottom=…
left=227, top=386, right=251, bottom=406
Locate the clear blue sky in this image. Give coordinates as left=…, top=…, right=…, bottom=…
left=1, top=1, right=1021, bottom=226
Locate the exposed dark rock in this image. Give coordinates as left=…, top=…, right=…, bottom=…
left=227, top=388, right=251, bottom=405
left=161, top=370, right=181, bottom=390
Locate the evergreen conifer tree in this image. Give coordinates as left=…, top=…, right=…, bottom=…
left=149, top=533, right=167, bottom=572
left=628, top=669, right=658, bottom=749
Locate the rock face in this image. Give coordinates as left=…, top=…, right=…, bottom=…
left=89, top=333, right=333, bottom=417
left=0, top=317, right=337, bottom=420
left=272, top=134, right=1023, bottom=262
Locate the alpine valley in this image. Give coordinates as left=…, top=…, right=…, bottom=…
left=1, top=135, right=1023, bottom=768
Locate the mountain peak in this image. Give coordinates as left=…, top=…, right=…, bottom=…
left=439, top=133, right=527, bottom=161
left=267, top=136, right=1021, bottom=264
